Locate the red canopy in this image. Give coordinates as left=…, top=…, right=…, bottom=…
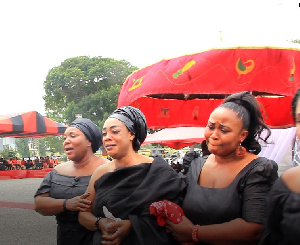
left=142, top=127, right=205, bottom=149
left=118, top=44, right=300, bottom=129
left=0, top=111, right=67, bottom=138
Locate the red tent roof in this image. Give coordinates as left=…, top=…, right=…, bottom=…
left=0, top=111, right=67, bottom=138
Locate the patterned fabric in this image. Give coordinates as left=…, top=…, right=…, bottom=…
left=150, top=200, right=195, bottom=245
left=150, top=200, right=184, bottom=226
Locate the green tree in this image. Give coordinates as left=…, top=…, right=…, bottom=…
left=292, top=39, right=300, bottom=44
left=0, top=147, right=17, bottom=159
left=43, top=56, right=137, bottom=124
left=44, top=136, right=64, bottom=155
left=64, top=84, right=122, bottom=128
left=37, top=138, right=47, bottom=156
left=15, top=138, right=30, bottom=158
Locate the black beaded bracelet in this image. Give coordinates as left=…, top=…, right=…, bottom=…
left=95, top=216, right=102, bottom=231
left=63, top=199, right=68, bottom=211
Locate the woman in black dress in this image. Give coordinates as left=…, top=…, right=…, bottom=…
left=78, top=106, right=185, bottom=245
left=260, top=89, right=300, bottom=245
left=165, top=91, right=278, bottom=244
left=34, top=118, right=108, bottom=245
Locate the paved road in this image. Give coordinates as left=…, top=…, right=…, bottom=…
left=0, top=178, right=57, bottom=245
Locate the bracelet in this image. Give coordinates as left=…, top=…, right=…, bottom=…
left=95, top=216, right=102, bottom=231
left=192, top=224, right=200, bottom=242
left=63, top=199, right=68, bottom=211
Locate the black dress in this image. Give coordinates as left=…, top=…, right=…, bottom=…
left=35, top=169, right=94, bottom=245
left=92, top=156, right=186, bottom=245
left=182, top=156, right=278, bottom=244
left=260, top=177, right=300, bottom=245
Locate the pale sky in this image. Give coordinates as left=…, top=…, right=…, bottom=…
left=1, top=0, right=299, bottom=115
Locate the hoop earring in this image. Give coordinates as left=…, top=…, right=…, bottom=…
left=236, top=142, right=246, bottom=158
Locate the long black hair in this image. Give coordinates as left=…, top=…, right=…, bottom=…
left=220, top=91, right=271, bottom=155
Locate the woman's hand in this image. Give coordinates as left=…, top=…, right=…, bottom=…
left=165, top=216, right=194, bottom=242
left=65, top=192, right=91, bottom=212
left=101, top=220, right=132, bottom=245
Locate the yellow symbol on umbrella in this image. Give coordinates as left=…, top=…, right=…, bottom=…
left=128, top=76, right=144, bottom=91
left=290, top=57, right=295, bottom=81
left=173, top=60, right=196, bottom=78
left=235, top=58, right=255, bottom=75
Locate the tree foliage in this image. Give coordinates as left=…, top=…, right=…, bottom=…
left=43, top=56, right=138, bottom=125
left=0, top=147, right=17, bottom=159
left=292, top=39, right=300, bottom=44
left=37, top=138, right=46, bottom=156
left=15, top=138, right=30, bottom=158
left=43, top=136, right=64, bottom=155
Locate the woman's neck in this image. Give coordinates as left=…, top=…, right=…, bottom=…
left=114, top=152, right=141, bottom=168
left=213, top=152, right=253, bottom=166
left=73, top=153, right=95, bottom=169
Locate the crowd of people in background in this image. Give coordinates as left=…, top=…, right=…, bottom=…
left=0, top=156, right=60, bottom=170
left=166, top=141, right=210, bottom=174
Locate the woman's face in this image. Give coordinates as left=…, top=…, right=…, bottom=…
left=204, top=107, right=248, bottom=157
left=295, top=98, right=300, bottom=139
left=102, top=118, right=134, bottom=159
left=63, top=127, right=91, bottom=161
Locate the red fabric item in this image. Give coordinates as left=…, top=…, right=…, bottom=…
left=149, top=200, right=195, bottom=245
left=149, top=200, right=184, bottom=226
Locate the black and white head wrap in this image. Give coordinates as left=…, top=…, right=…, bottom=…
left=69, top=118, right=102, bottom=153
left=109, top=106, right=147, bottom=151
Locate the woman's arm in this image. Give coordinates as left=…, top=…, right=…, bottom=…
left=35, top=193, right=65, bottom=216
left=78, top=169, right=99, bottom=230
left=78, top=165, right=113, bottom=231
left=167, top=217, right=261, bottom=244
left=35, top=192, right=91, bottom=216
left=78, top=178, right=126, bottom=233
left=101, top=220, right=132, bottom=245
left=79, top=164, right=133, bottom=244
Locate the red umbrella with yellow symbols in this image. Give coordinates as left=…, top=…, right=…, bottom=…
left=118, top=43, right=300, bottom=129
